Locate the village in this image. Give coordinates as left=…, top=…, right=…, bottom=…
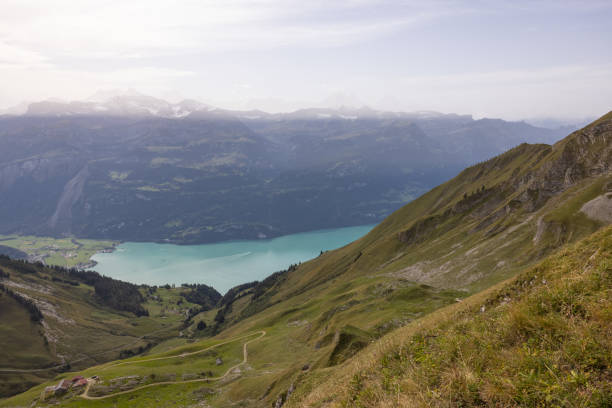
left=40, top=375, right=96, bottom=401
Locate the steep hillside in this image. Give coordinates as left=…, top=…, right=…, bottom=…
left=178, top=111, right=611, bottom=406
left=3, top=230, right=608, bottom=408
left=0, top=98, right=569, bottom=244
left=292, top=225, right=611, bottom=407
left=0, top=258, right=220, bottom=398
left=1, top=113, right=609, bottom=407
left=210, top=112, right=611, bottom=332
left=195, top=112, right=611, bottom=406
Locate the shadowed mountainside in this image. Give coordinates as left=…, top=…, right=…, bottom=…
left=0, top=96, right=571, bottom=244
left=1, top=113, right=609, bottom=407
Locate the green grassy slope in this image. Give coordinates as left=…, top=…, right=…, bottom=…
left=207, top=112, right=610, bottom=335
left=3, top=228, right=609, bottom=407
left=292, top=225, right=611, bottom=407
left=0, top=292, right=51, bottom=398
left=190, top=111, right=611, bottom=406
left=1, top=113, right=610, bottom=407
left=0, top=259, right=215, bottom=399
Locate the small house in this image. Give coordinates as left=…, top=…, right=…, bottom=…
left=72, top=378, right=88, bottom=388
left=40, top=386, right=55, bottom=401
left=54, top=379, right=71, bottom=395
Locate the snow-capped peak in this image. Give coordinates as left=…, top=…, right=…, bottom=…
left=23, top=90, right=213, bottom=118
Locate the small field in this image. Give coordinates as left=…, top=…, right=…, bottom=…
left=0, top=331, right=265, bottom=407
left=0, top=259, right=204, bottom=400
left=0, top=235, right=116, bottom=268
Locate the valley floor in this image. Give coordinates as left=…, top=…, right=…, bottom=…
left=0, top=235, right=116, bottom=268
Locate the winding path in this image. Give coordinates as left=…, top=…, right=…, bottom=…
left=80, top=330, right=266, bottom=401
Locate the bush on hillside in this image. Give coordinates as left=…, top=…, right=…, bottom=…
left=180, top=283, right=222, bottom=310
left=92, top=276, right=149, bottom=316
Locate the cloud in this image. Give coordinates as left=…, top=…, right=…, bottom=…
left=0, top=41, right=49, bottom=68
left=0, top=0, right=457, bottom=58
left=0, top=0, right=610, bottom=119
left=382, top=64, right=612, bottom=119
left=0, top=63, right=195, bottom=106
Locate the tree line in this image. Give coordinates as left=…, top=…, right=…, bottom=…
left=0, top=282, right=44, bottom=322
left=0, top=256, right=148, bottom=317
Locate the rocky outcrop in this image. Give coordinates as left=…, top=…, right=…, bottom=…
left=0, top=156, right=80, bottom=190
left=47, top=165, right=89, bottom=232
left=398, top=186, right=502, bottom=244
left=399, top=113, right=612, bottom=245
left=581, top=193, right=612, bottom=223
left=274, top=383, right=295, bottom=408
left=398, top=213, right=447, bottom=244
left=517, top=116, right=612, bottom=203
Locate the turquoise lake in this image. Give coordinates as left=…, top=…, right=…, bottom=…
left=90, top=224, right=374, bottom=293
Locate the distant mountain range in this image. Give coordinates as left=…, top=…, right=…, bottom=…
left=1, top=112, right=609, bottom=407
left=0, top=91, right=576, bottom=243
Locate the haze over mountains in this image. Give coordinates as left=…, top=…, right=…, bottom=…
left=1, top=111, right=609, bottom=407
left=0, top=91, right=575, bottom=244
left=1, top=0, right=610, bottom=406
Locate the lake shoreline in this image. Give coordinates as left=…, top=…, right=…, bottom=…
left=87, top=223, right=380, bottom=268
left=89, top=224, right=375, bottom=294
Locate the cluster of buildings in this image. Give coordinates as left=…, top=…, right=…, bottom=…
left=40, top=375, right=88, bottom=401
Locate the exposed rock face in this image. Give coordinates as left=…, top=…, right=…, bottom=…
left=398, top=213, right=446, bottom=244
left=581, top=193, right=612, bottom=223
left=398, top=113, right=612, bottom=246
left=0, top=156, right=82, bottom=190
left=519, top=117, right=612, bottom=200
left=391, top=113, right=611, bottom=291
left=398, top=187, right=501, bottom=243
left=0, top=153, right=85, bottom=235
left=273, top=383, right=295, bottom=408
left=48, top=165, right=89, bottom=231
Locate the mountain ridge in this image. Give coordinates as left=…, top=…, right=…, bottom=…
left=291, top=224, right=611, bottom=407
left=0, top=97, right=572, bottom=244
left=184, top=112, right=611, bottom=406
left=0, top=112, right=609, bottom=408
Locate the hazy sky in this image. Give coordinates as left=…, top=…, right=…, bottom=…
left=1, top=0, right=611, bottom=119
